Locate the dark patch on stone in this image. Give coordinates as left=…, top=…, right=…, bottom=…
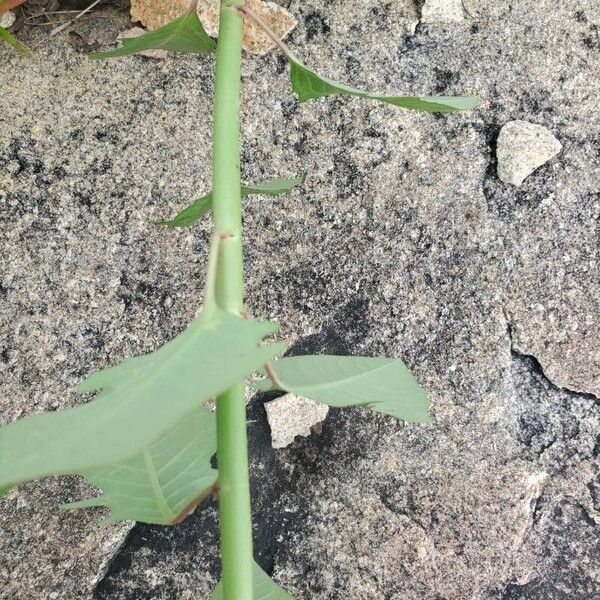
left=516, top=410, right=555, bottom=456
left=502, top=580, right=573, bottom=599
left=588, top=483, right=600, bottom=521
left=368, top=2, right=392, bottom=31
left=397, top=28, right=437, bottom=56
left=502, top=501, right=600, bottom=599
left=67, top=31, right=101, bottom=54
left=508, top=351, right=599, bottom=479
left=582, top=34, right=599, bottom=50
left=434, top=68, right=460, bottom=94
left=280, top=99, right=299, bottom=121
left=94, top=506, right=221, bottom=599
left=377, top=476, right=418, bottom=516
left=288, top=298, right=372, bottom=358
left=304, top=11, right=330, bottom=41
left=292, top=127, right=309, bottom=155
left=246, top=394, right=320, bottom=574
left=70, top=128, right=84, bottom=142
left=275, top=54, right=287, bottom=76
left=518, top=89, right=553, bottom=115
left=344, top=53, right=361, bottom=79
left=592, top=434, right=600, bottom=458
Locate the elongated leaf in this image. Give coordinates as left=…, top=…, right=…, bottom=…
left=158, top=177, right=302, bottom=228
left=256, top=355, right=430, bottom=422
left=211, top=562, right=296, bottom=600
left=157, top=190, right=213, bottom=228
left=0, top=25, right=31, bottom=56
left=89, top=12, right=215, bottom=60
left=240, top=178, right=302, bottom=196
left=288, top=54, right=479, bottom=112
left=62, top=409, right=217, bottom=525
left=0, top=308, right=283, bottom=491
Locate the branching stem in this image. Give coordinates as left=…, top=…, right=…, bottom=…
left=237, top=3, right=295, bottom=59
left=202, top=232, right=231, bottom=318
left=264, top=362, right=283, bottom=389
left=211, top=1, right=254, bottom=598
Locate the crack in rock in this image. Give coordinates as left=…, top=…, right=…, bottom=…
left=507, top=324, right=598, bottom=403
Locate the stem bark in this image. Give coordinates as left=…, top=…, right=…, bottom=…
left=212, top=2, right=253, bottom=598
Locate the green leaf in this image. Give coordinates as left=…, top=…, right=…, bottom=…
left=240, top=177, right=302, bottom=197
left=157, top=190, right=214, bottom=228
left=288, top=55, right=479, bottom=112
left=0, top=308, right=283, bottom=491
left=0, top=26, right=32, bottom=57
left=211, top=562, right=296, bottom=600
left=256, top=355, right=430, bottom=423
left=158, top=177, right=302, bottom=228
left=62, top=409, right=217, bottom=525
left=89, top=12, right=215, bottom=60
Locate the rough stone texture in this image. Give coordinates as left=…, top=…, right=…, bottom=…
left=421, top=0, right=465, bottom=24
left=497, top=120, right=563, bottom=186
left=0, top=1, right=599, bottom=599
left=265, top=394, right=329, bottom=448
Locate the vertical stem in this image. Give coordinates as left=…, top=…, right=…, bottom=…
left=212, top=2, right=253, bottom=599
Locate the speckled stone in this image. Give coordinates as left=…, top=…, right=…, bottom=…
left=1, top=1, right=599, bottom=599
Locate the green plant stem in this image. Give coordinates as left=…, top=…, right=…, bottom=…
left=211, top=2, right=253, bottom=599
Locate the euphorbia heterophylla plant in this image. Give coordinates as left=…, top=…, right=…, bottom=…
left=0, top=1, right=479, bottom=597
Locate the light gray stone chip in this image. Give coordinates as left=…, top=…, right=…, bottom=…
left=265, top=394, right=329, bottom=448
left=421, top=0, right=465, bottom=24
left=497, top=120, right=562, bottom=186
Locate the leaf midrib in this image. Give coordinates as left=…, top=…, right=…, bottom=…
left=276, top=359, right=395, bottom=396
left=143, top=447, right=175, bottom=521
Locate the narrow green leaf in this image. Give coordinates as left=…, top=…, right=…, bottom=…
left=256, top=355, right=430, bottom=423
left=62, top=409, right=217, bottom=525
left=158, top=177, right=302, bottom=228
left=289, top=54, right=479, bottom=112
left=0, top=26, right=32, bottom=57
left=89, top=12, right=215, bottom=60
left=211, top=562, right=296, bottom=600
left=0, top=308, right=283, bottom=491
left=240, top=177, right=302, bottom=196
left=156, top=190, right=214, bottom=228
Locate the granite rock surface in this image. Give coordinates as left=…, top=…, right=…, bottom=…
left=0, top=1, right=598, bottom=599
